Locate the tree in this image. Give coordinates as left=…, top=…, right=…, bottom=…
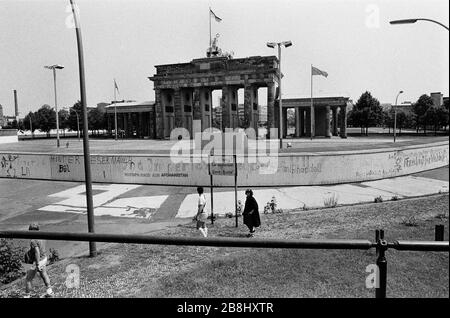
left=58, top=109, right=70, bottom=134
left=382, top=110, right=393, bottom=133
left=437, top=105, right=449, bottom=133
left=0, top=239, right=25, bottom=284
left=36, top=104, right=56, bottom=136
left=68, top=101, right=84, bottom=134
left=88, top=108, right=106, bottom=134
left=396, top=111, right=407, bottom=134
left=412, top=94, right=433, bottom=134
left=352, top=91, right=383, bottom=135
left=23, top=111, right=37, bottom=133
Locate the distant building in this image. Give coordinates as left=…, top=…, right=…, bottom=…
left=0, top=104, right=4, bottom=127
left=105, top=101, right=155, bottom=138
left=3, top=116, right=17, bottom=126
left=431, top=92, right=444, bottom=108
left=96, top=102, right=109, bottom=112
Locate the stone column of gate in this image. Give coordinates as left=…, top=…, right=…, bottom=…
left=340, top=105, right=347, bottom=138
left=295, top=107, right=300, bottom=137
left=252, top=87, right=259, bottom=133
left=282, top=107, right=288, bottom=138
left=244, top=84, right=253, bottom=135
left=154, top=88, right=164, bottom=139
left=123, top=113, right=127, bottom=137
left=201, top=88, right=212, bottom=131
left=310, top=105, right=315, bottom=138
left=127, top=113, right=133, bottom=137
left=332, top=107, right=338, bottom=136
left=107, top=114, right=111, bottom=136
left=221, top=86, right=230, bottom=131
left=305, top=108, right=311, bottom=137
left=325, top=105, right=332, bottom=138
left=174, top=88, right=183, bottom=130
left=193, top=88, right=202, bottom=138
left=300, top=109, right=305, bottom=136
left=138, top=112, right=143, bottom=138
left=266, top=83, right=275, bottom=139
left=149, top=111, right=155, bottom=138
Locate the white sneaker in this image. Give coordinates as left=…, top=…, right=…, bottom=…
left=23, top=294, right=31, bottom=298
left=46, top=288, right=53, bottom=295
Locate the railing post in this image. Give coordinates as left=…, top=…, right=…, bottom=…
left=375, top=229, right=388, bottom=298
left=435, top=225, right=444, bottom=241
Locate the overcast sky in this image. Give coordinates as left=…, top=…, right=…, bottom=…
left=1, top=0, right=448, bottom=116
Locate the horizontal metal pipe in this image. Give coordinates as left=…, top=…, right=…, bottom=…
left=0, top=231, right=374, bottom=250
left=389, top=240, right=449, bottom=252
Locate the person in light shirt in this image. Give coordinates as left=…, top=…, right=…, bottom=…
left=24, top=223, right=53, bottom=298
left=195, top=187, right=208, bottom=237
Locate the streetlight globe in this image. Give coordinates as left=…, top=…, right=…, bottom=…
left=266, top=42, right=276, bottom=48
left=282, top=41, right=293, bottom=47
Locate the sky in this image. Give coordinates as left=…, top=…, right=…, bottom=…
left=0, top=0, right=449, bottom=116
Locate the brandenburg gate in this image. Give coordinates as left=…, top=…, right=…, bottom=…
left=148, top=55, right=349, bottom=139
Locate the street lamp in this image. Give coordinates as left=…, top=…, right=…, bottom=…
left=69, top=0, right=96, bottom=257
left=44, top=64, right=64, bottom=147
left=266, top=41, right=292, bottom=148
left=70, top=108, right=80, bottom=141
left=393, top=90, right=404, bottom=143
left=390, top=19, right=449, bottom=31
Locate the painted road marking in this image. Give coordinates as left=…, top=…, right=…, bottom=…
left=38, top=184, right=167, bottom=218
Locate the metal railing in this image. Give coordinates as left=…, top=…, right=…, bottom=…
left=0, top=226, right=448, bottom=298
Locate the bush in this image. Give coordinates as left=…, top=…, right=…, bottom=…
left=324, top=193, right=339, bottom=208
left=48, top=248, right=60, bottom=265
left=401, top=216, right=419, bottom=227
left=374, top=196, right=383, bottom=203
left=225, top=212, right=234, bottom=218
left=0, top=239, right=25, bottom=284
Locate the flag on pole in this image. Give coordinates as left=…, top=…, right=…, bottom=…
left=114, top=79, right=120, bottom=95
left=210, top=9, right=222, bottom=22
left=311, top=66, right=328, bottom=78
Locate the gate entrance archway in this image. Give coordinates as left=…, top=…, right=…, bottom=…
left=149, top=56, right=280, bottom=139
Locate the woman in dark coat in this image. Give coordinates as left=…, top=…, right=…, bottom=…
left=243, top=189, right=261, bottom=237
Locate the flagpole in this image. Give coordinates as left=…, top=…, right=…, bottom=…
left=310, top=64, right=313, bottom=140
left=114, top=80, right=118, bottom=141
left=209, top=7, right=212, bottom=56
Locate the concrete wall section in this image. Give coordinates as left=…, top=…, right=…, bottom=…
left=0, top=135, right=18, bottom=144
left=0, top=142, right=448, bottom=186
left=0, top=153, right=51, bottom=179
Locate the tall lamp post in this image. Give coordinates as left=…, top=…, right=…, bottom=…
left=390, top=19, right=449, bottom=31
left=69, top=0, right=96, bottom=257
left=267, top=41, right=292, bottom=149
left=70, top=108, right=80, bottom=141
left=44, top=64, right=64, bottom=147
left=393, top=90, right=404, bottom=142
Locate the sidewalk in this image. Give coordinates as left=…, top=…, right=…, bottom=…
left=175, top=175, right=449, bottom=218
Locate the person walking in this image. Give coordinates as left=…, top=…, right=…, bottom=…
left=195, top=187, right=208, bottom=237
left=24, top=223, right=53, bottom=298
left=243, top=189, right=261, bottom=237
